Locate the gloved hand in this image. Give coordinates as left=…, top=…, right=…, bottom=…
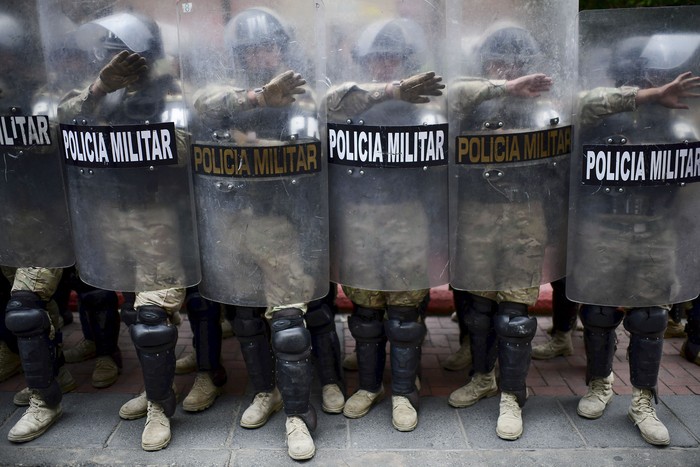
left=394, top=71, right=444, bottom=103
left=94, top=50, right=148, bottom=94
left=257, top=70, right=306, bottom=107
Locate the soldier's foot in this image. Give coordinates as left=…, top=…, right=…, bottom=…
left=175, top=351, right=196, bottom=375
left=577, top=373, right=614, bottom=419
left=182, top=372, right=222, bottom=412
left=531, top=331, right=574, bottom=360
left=342, top=351, right=358, bottom=371
left=448, top=370, right=498, bottom=408
left=321, top=383, right=345, bottom=414
left=64, top=339, right=96, bottom=363
left=392, top=395, right=418, bottom=432
left=680, top=340, right=700, bottom=365
left=8, top=392, right=62, bottom=443
left=92, top=356, right=120, bottom=388
left=343, top=385, right=384, bottom=419
left=120, top=391, right=148, bottom=420
left=629, top=387, right=670, bottom=446
left=442, top=338, right=472, bottom=371
left=0, top=341, right=22, bottom=382
left=221, top=318, right=235, bottom=339
left=664, top=319, right=686, bottom=339
left=14, top=366, right=77, bottom=406
left=240, top=388, right=283, bottom=428
left=496, top=392, right=523, bottom=441
left=142, top=401, right=171, bottom=451
left=285, top=416, right=315, bottom=460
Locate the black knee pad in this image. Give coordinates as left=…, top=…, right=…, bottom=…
left=304, top=301, right=335, bottom=334
left=465, top=295, right=497, bottom=333
left=271, top=308, right=311, bottom=361
left=580, top=305, right=624, bottom=331
left=348, top=306, right=385, bottom=343
left=623, top=307, right=668, bottom=337
left=231, top=306, right=267, bottom=337
left=624, top=307, right=667, bottom=390
left=385, top=306, right=426, bottom=346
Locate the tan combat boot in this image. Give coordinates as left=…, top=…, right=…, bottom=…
left=342, top=384, right=385, bottom=419
left=342, top=351, right=358, bottom=371
left=392, top=395, right=417, bottom=432
left=175, top=351, right=196, bottom=375
left=321, top=383, right=345, bottom=414
left=120, top=391, right=148, bottom=420
left=577, top=372, right=614, bottom=419
left=0, top=341, right=21, bottom=382
left=182, top=372, right=222, bottom=412
left=628, top=387, right=670, bottom=446
left=7, top=391, right=62, bottom=443
left=442, top=336, right=472, bottom=371
left=664, top=318, right=686, bottom=338
left=142, top=401, right=171, bottom=451
left=92, top=356, right=120, bottom=388
left=531, top=331, right=574, bottom=360
left=448, top=369, right=498, bottom=408
left=63, top=338, right=96, bottom=363
left=285, top=416, right=315, bottom=460
left=14, top=366, right=77, bottom=406
left=496, top=391, right=523, bottom=440
left=240, top=387, right=283, bottom=428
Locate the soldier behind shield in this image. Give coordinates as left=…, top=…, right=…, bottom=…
left=570, top=31, right=700, bottom=446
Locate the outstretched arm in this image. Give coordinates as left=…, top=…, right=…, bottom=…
left=636, top=71, right=700, bottom=109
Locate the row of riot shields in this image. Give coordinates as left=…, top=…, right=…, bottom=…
left=2, top=0, right=699, bottom=309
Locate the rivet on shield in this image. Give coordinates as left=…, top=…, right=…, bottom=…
left=347, top=169, right=353, bottom=175
left=358, top=119, right=365, bottom=125
left=17, top=150, right=23, bottom=157
left=291, top=179, right=297, bottom=185
left=606, top=138, right=614, bottom=144
left=484, top=122, right=491, bottom=129
left=552, top=161, right=557, bottom=167
left=620, top=138, right=627, bottom=144
left=144, top=120, right=150, bottom=125
left=423, top=166, right=428, bottom=171
left=550, top=117, right=559, bottom=126
left=290, top=134, right=297, bottom=141
left=497, top=121, right=504, bottom=128
left=79, top=169, right=84, bottom=174
left=81, top=119, right=87, bottom=125
left=617, top=187, right=624, bottom=193
left=88, top=169, right=94, bottom=175
left=359, top=170, right=365, bottom=175
left=346, top=119, right=353, bottom=124
left=680, top=182, right=686, bottom=187
left=72, top=119, right=78, bottom=124
left=10, top=107, right=18, bottom=114
left=604, top=187, right=611, bottom=193
left=148, top=166, right=155, bottom=171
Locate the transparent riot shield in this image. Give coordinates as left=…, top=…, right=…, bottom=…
left=179, top=2, right=329, bottom=307
left=44, top=0, right=200, bottom=292
left=325, top=1, right=449, bottom=291
left=445, top=0, right=577, bottom=292
left=567, top=6, right=700, bottom=307
left=0, top=1, right=74, bottom=268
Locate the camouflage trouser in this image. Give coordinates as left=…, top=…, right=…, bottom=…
left=342, top=286, right=429, bottom=310
left=135, top=288, right=186, bottom=316
left=471, top=286, right=540, bottom=307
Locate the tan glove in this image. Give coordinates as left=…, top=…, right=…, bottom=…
left=394, top=71, right=444, bottom=104
left=94, top=50, right=148, bottom=94
left=256, top=70, right=306, bottom=107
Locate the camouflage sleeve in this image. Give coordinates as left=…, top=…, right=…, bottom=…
left=57, top=86, right=100, bottom=121
left=193, top=84, right=256, bottom=123
left=325, top=82, right=391, bottom=120
left=448, top=77, right=507, bottom=116
left=578, top=86, right=638, bottom=125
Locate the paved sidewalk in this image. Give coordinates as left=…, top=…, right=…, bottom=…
left=1, top=289, right=699, bottom=466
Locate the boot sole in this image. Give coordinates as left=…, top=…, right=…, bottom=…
left=627, top=412, right=671, bottom=446
left=322, top=402, right=345, bottom=414
left=288, top=445, right=316, bottom=460
left=392, top=418, right=418, bottom=432
left=240, top=400, right=283, bottom=429
left=448, top=388, right=498, bottom=408
left=142, top=434, right=171, bottom=451
left=576, top=396, right=613, bottom=420
left=119, top=409, right=147, bottom=420
left=7, top=409, right=62, bottom=443
left=182, top=388, right=223, bottom=412
left=496, top=426, right=523, bottom=441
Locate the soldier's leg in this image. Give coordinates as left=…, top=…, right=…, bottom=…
left=681, top=299, right=700, bottom=365
left=63, top=270, right=97, bottom=363
left=118, top=293, right=150, bottom=421
left=624, top=306, right=670, bottom=446
left=181, top=288, right=226, bottom=412
left=270, top=306, right=316, bottom=461
left=532, top=278, right=577, bottom=360
left=385, top=303, right=426, bottom=432
left=494, top=301, right=538, bottom=441
left=305, top=285, right=344, bottom=414
left=226, top=304, right=280, bottom=429
left=443, top=289, right=472, bottom=371
left=448, top=293, right=498, bottom=408
left=577, top=304, right=624, bottom=419
left=130, top=289, right=182, bottom=451
left=5, top=267, right=63, bottom=443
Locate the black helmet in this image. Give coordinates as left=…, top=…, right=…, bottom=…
left=352, top=18, right=426, bottom=72
left=77, top=12, right=163, bottom=62
left=479, top=25, right=540, bottom=72
left=224, top=7, right=291, bottom=55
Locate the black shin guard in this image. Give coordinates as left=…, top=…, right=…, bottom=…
left=385, top=306, right=425, bottom=406
left=271, top=308, right=316, bottom=430
left=579, top=304, right=624, bottom=384
left=5, top=291, right=61, bottom=407
left=305, top=298, right=343, bottom=387
left=551, top=278, right=578, bottom=334
left=348, top=306, right=386, bottom=392
left=624, top=307, right=667, bottom=397
left=465, top=294, right=498, bottom=374
left=130, top=306, right=177, bottom=417
left=495, top=302, right=537, bottom=407
left=227, top=305, right=275, bottom=393
left=185, top=290, right=225, bottom=385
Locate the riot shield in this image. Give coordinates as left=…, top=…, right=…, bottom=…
left=0, top=1, right=74, bottom=268
left=445, top=0, right=577, bottom=292
left=567, top=6, right=700, bottom=307
left=45, top=0, right=200, bottom=292
left=179, top=2, right=329, bottom=307
left=325, top=1, right=449, bottom=291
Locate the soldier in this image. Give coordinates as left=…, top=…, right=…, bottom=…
left=531, top=278, right=579, bottom=360
left=446, top=9, right=577, bottom=441
left=183, top=6, right=342, bottom=460
left=569, top=17, right=700, bottom=446
left=325, top=13, right=446, bottom=433
left=57, top=8, right=201, bottom=451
